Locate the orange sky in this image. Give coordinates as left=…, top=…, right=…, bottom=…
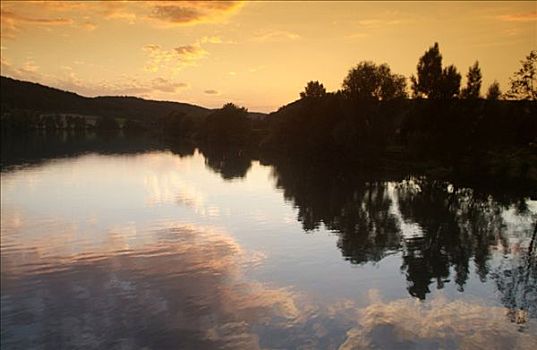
left=1, top=1, right=535, bottom=112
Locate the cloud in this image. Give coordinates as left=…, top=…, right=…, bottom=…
left=1, top=54, right=189, bottom=99
left=204, top=89, right=220, bottom=95
left=150, top=77, right=189, bottom=93
left=357, top=18, right=402, bottom=28
left=0, top=8, right=74, bottom=39
left=499, top=11, right=537, bottom=22
left=80, top=21, right=97, bottom=31
left=1, top=58, right=41, bottom=80
left=0, top=55, right=10, bottom=69
left=200, top=35, right=224, bottom=44
left=148, top=1, right=244, bottom=26
left=248, top=65, right=266, bottom=73
left=86, top=76, right=189, bottom=96
left=344, top=17, right=406, bottom=40
left=41, top=74, right=185, bottom=99
left=103, top=77, right=189, bottom=96
left=0, top=1, right=244, bottom=39
left=100, top=2, right=137, bottom=22
left=144, top=43, right=208, bottom=73
left=19, top=60, right=39, bottom=73
left=0, top=9, right=73, bottom=26
left=175, top=44, right=208, bottom=61
left=252, top=30, right=301, bottom=43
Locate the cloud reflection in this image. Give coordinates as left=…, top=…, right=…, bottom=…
left=340, top=291, right=537, bottom=350
left=1, top=224, right=298, bottom=349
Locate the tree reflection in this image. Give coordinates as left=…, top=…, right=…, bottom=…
left=269, top=157, right=535, bottom=307
left=270, top=159, right=402, bottom=264
left=168, top=141, right=196, bottom=158
left=199, top=145, right=252, bottom=180
left=395, top=179, right=523, bottom=299
left=491, top=223, right=537, bottom=328
left=397, top=180, right=471, bottom=298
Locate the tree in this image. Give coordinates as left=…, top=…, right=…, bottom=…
left=300, top=81, right=326, bottom=99
left=411, top=42, right=443, bottom=98
left=159, top=111, right=195, bottom=138
left=506, top=50, right=536, bottom=100
left=486, top=81, right=501, bottom=100
left=411, top=42, right=461, bottom=99
left=202, top=103, right=250, bottom=145
left=461, top=61, right=482, bottom=99
left=342, top=61, right=407, bottom=101
left=438, top=65, right=461, bottom=99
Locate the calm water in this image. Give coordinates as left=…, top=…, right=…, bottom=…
left=1, top=134, right=536, bottom=349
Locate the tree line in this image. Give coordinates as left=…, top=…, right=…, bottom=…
left=2, top=43, right=535, bottom=179
left=301, top=43, right=535, bottom=101
left=147, top=44, right=536, bottom=182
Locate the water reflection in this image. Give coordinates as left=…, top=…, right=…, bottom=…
left=1, top=131, right=164, bottom=171
left=199, top=144, right=253, bottom=181
left=1, top=135, right=537, bottom=348
left=269, top=158, right=537, bottom=311
left=491, top=225, right=537, bottom=327
left=397, top=179, right=506, bottom=298
left=1, top=224, right=300, bottom=349
left=341, top=291, right=537, bottom=349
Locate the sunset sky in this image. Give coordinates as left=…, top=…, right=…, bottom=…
left=1, top=1, right=535, bottom=112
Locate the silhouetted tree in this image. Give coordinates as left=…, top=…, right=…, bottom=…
left=486, top=80, right=502, bottom=100
left=201, top=103, right=250, bottom=146
left=159, top=111, right=197, bottom=140
left=460, top=61, right=482, bottom=99
left=411, top=42, right=461, bottom=99
left=411, top=42, right=443, bottom=98
left=342, top=61, right=406, bottom=101
left=300, top=81, right=327, bottom=99
left=506, top=50, right=537, bottom=100
left=439, top=65, right=461, bottom=99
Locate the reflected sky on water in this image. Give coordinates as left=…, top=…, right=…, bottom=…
left=1, top=141, right=536, bottom=349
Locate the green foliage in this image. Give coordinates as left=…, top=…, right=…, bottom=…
left=506, top=50, right=537, bottom=100
left=461, top=61, right=482, bottom=99
left=486, top=81, right=501, bottom=100
left=342, top=61, right=407, bottom=101
left=300, top=81, right=326, bottom=99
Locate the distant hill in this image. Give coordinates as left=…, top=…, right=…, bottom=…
left=0, top=76, right=265, bottom=121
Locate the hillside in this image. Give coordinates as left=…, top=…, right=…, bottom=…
left=0, top=76, right=211, bottom=121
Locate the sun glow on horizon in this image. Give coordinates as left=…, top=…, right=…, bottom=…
left=1, top=1, right=535, bottom=112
